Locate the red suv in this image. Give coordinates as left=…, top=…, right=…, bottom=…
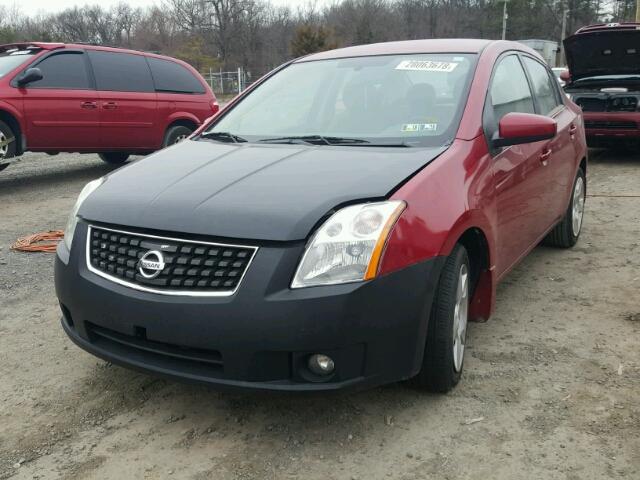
left=563, top=23, right=640, bottom=148
left=0, top=42, right=218, bottom=170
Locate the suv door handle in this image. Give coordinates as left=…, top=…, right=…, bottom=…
left=80, top=101, right=97, bottom=109
left=569, top=124, right=578, bottom=137
left=540, top=148, right=552, bottom=165
left=102, top=102, right=118, bottom=110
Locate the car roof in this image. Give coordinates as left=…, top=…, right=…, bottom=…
left=298, top=39, right=495, bottom=62
left=0, top=41, right=180, bottom=63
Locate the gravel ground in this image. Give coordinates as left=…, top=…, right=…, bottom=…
left=0, top=150, right=639, bottom=480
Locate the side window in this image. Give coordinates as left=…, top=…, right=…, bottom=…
left=147, top=57, right=205, bottom=94
left=88, top=51, right=154, bottom=93
left=28, top=52, right=91, bottom=90
left=523, top=57, right=562, bottom=116
left=489, top=55, right=535, bottom=126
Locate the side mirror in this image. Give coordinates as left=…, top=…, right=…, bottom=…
left=559, top=70, right=570, bottom=82
left=17, top=67, right=43, bottom=86
left=492, top=112, right=557, bottom=148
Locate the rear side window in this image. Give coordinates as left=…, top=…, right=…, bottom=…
left=522, top=57, right=562, bottom=116
left=88, top=50, right=154, bottom=93
left=489, top=55, right=535, bottom=122
left=147, top=57, right=205, bottom=94
left=28, top=52, right=91, bottom=90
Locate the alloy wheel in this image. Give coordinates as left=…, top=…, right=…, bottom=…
left=452, top=263, right=469, bottom=373
left=572, top=176, right=585, bottom=236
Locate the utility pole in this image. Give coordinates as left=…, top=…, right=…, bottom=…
left=637, top=0, right=640, bottom=23
left=559, top=8, right=569, bottom=66
left=501, top=0, right=509, bottom=40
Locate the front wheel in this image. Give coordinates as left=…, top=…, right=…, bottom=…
left=544, top=167, right=586, bottom=248
left=412, top=244, right=470, bottom=392
left=0, top=119, right=17, bottom=172
left=98, top=152, right=130, bottom=165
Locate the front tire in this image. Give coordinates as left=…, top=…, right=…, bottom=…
left=544, top=167, right=586, bottom=248
left=98, top=152, right=130, bottom=165
left=412, top=244, right=470, bottom=393
left=0, top=120, right=17, bottom=172
left=163, top=125, right=193, bottom=148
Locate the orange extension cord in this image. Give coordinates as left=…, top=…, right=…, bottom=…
left=11, top=230, right=64, bottom=253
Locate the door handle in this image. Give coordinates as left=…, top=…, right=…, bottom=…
left=81, top=101, right=97, bottom=109
left=569, top=124, right=578, bottom=137
left=540, top=148, right=552, bottom=165
left=102, top=102, right=118, bottom=110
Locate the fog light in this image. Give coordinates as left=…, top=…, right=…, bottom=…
left=308, top=354, right=335, bottom=376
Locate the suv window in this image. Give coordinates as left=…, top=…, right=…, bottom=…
left=523, top=57, right=562, bottom=115
left=28, top=52, right=91, bottom=90
left=147, top=57, right=205, bottom=94
left=489, top=55, right=535, bottom=124
left=88, top=50, right=154, bottom=93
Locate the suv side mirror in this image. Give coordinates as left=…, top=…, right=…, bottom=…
left=492, top=112, right=557, bottom=148
left=559, top=70, right=571, bottom=82
left=17, top=67, right=43, bottom=86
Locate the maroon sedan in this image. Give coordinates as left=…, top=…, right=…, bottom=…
left=0, top=42, right=218, bottom=171
left=563, top=22, right=640, bottom=148
left=56, top=39, right=587, bottom=392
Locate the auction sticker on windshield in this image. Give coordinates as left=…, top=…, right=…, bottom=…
left=395, top=60, right=458, bottom=72
left=402, top=123, right=438, bottom=132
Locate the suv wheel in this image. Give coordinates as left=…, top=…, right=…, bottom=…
left=544, top=167, right=586, bottom=248
left=0, top=120, right=17, bottom=172
left=99, top=153, right=130, bottom=165
left=412, top=244, right=470, bottom=392
left=163, top=125, right=193, bottom=147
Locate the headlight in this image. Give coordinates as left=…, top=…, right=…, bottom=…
left=291, top=200, right=406, bottom=288
left=64, top=178, right=105, bottom=250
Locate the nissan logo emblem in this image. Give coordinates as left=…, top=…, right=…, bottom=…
left=138, top=250, right=165, bottom=279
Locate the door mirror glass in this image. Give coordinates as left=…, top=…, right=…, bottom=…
left=17, top=67, right=43, bottom=86
left=493, top=112, right=557, bottom=148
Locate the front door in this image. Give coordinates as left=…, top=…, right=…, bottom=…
left=487, top=54, right=552, bottom=277
left=19, top=50, right=100, bottom=151
left=87, top=50, right=158, bottom=151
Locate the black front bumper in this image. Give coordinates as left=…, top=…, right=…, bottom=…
left=55, top=222, right=444, bottom=392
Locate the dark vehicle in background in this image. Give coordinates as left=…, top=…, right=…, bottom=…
left=563, top=23, right=640, bottom=148
left=0, top=42, right=218, bottom=171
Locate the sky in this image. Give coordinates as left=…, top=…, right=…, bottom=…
left=7, top=0, right=315, bottom=13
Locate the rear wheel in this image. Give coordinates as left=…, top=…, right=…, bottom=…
left=544, top=167, right=586, bottom=248
left=0, top=120, right=17, bottom=172
left=163, top=125, right=193, bottom=148
left=412, top=244, right=470, bottom=392
left=98, top=152, right=130, bottom=165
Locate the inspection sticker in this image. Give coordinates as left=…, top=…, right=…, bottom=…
left=395, top=60, right=458, bottom=72
left=402, top=123, right=438, bottom=132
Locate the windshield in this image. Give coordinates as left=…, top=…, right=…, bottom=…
left=204, top=53, right=477, bottom=147
left=0, top=49, right=38, bottom=78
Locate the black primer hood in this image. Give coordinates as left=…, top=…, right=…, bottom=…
left=80, top=140, right=446, bottom=242
left=564, top=27, right=640, bottom=81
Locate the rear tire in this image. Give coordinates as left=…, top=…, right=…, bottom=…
left=543, top=167, right=586, bottom=248
left=412, top=244, right=470, bottom=393
left=99, top=152, right=130, bottom=165
left=163, top=125, right=193, bottom=148
left=0, top=120, right=17, bottom=172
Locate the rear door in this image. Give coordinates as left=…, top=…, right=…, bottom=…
left=521, top=56, right=577, bottom=225
left=486, top=54, right=553, bottom=277
left=87, top=50, right=158, bottom=150
left=19, top=50, right=100, bottom=150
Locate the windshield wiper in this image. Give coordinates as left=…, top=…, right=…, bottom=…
left=200, top=131, right=248, bottom=143
left=258, top=135, right=370, bottom=146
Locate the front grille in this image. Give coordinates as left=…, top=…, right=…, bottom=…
left=87, top=225, right=257, bottom=296
left=585, top=120, right=638, bottom=130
